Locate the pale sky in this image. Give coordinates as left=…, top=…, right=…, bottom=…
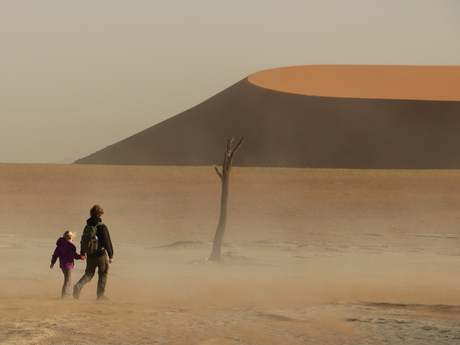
left=1, top=0, right=459, bottom=163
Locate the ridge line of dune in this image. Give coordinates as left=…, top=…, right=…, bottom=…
left=248, top=65, right=460, bottom=101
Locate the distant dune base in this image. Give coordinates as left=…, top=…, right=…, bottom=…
left=75, top=65, right=460, bottom=169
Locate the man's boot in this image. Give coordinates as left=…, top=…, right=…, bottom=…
left=73, top=284, right=82, bottom=300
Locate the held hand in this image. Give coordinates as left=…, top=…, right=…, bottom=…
left=109, top=258, right=113, bottom=264
left=81, top=255, right=86, bottom=260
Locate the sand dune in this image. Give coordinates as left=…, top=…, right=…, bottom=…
left=1, top=163, right=460, bottom=344
left=249, top=65, right=460, bottom=101
left=74, top=65, right=460, bottom=169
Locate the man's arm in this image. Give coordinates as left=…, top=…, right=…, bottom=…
left=99, top=224, right=114, bottom=261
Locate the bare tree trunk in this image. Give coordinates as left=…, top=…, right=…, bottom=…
left=209, top=137, right=243, bottom=262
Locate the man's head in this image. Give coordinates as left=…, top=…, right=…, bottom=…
left=90, top=205, right=104, bottom=218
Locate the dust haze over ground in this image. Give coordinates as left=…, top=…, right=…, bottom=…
left=1, top=164, right=460, bottom=344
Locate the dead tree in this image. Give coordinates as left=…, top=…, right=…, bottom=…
left=209, top=137, right=243, bottom=262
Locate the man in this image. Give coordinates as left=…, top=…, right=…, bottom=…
left=73, top=205, right=114, bottom=301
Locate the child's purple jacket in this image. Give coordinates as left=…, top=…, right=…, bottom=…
left=51, top=237, right=83, bottom=269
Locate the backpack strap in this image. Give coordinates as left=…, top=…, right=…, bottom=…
left=95, top=222, right=104, bottom=251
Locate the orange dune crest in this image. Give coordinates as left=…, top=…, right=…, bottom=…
left=248, top=65, right=460, bottom=101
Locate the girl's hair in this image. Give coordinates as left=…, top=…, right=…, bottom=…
left=63, top=231, right=75, bottom=240
left=90, top=205, right=104, bottom=218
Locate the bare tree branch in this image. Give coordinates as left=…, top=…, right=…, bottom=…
left=214, top=166, right=223, bottom=180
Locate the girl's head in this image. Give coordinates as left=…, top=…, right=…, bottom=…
left=63, top=231, right=75, bottom=241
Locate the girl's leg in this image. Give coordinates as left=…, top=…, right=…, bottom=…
left=61, top=268, right=72, bottom=298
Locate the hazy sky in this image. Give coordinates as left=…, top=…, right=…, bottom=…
left=1, top=1, right=459, bottom=163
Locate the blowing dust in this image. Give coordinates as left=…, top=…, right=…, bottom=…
left=1, top=164, right=460, bottom=344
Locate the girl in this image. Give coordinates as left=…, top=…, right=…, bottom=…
left=50, top=231, right=85, bottom=299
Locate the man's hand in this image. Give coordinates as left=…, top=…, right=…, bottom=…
left=109, top=258, right=113, bottom=264
left=50, top=264, right=54, bottom=269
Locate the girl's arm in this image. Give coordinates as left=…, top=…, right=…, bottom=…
left=50, top=247, right=59, bottom=268
left=72, top=243, right=85, bottom=260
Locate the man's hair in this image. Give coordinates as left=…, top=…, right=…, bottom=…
left=90, top=205, right=104, bottom=218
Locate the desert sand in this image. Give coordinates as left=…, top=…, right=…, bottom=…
left=1, top=163, right=460, bottom=344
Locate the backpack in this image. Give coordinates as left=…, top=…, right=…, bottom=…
left=81, top=222, right=103, bottom=254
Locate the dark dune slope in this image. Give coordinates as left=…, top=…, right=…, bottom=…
left=74, top=78, right=460, bottom=169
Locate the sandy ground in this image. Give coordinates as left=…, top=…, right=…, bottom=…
left=1, top=163, right=460, bottom=344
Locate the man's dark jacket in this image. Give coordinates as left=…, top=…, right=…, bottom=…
left=81, top=217, right=114, bottom=259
